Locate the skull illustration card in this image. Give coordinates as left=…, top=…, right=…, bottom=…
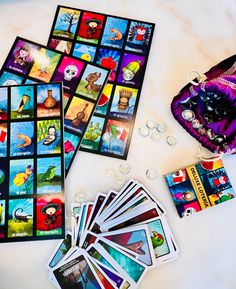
left=48, top=6, right=155, bottom=160
left=0, top=82, right=65, bottom=243
left=0, top=37, right=110, bottom=175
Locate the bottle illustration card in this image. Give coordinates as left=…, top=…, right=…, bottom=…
left=0, top=82, right=65, bottom=243
left=165, top=160, right=236, bottom=218
left=0, top=37, right=110, bottom=175
left=48, top=5, right=155, bottom=159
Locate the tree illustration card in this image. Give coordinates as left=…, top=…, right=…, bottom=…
left=0, top=82, right=65, bottom=242
left=0, top=37, right=110, bottom=175
left=48, top=6, right=155, bottom=159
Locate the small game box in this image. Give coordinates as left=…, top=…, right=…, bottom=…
left=165, top=160, right=235, bottom=218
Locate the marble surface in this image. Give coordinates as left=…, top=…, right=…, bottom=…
left=0, top=0, right=236, bottom=289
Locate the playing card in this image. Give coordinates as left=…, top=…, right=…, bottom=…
left=87, top=243, right=135, bottom=289
left=100, top=225, right=156, bottom=268
left=51, top=248, right=105, bottom=289
left=100, top=202, right=163, bottom=232
left=95, top=237, right=147, bottom=286
left=47, top=232, right=72, bottom=269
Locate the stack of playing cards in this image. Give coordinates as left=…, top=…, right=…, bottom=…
left=47, top=179, right=179, bottom=289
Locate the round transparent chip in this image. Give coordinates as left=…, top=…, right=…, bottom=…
left=150, top=131, right=161, bottom=142
left=156, top=122, right=167, bottom=133
left=119, top=164, right=131, bottom=175
left=167, top=136, right=177, bottom=146
left=146, top=168, right=157, bottom=180
left=105, top=168, right=117, bottom=178
left=146, top=119, right=157, bottom=130
left=75, top=192, right=86, bottom=203
left=115, top=174, right=126, bottom=185
left=138, top=127, right=150, bottom=137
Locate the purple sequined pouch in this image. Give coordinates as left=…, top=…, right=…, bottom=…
left=171, top=55, right=236, bottom=154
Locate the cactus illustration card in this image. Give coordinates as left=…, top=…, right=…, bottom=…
left=81, top=116, right=105, bottom=151
left=0, top=82, right=65, bottom=243
left=0, top=36, right=110, bottom=174
left=48, top=6, right=155, bottom=159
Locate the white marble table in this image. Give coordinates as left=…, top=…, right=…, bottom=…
left=0, top=0, right=236, bottom=289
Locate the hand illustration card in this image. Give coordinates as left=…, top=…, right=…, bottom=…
left=0, top=82, right=65, bottom=243
left=48, top=5, right=155, bottom=160
left=0, top=37, right=110, bottom=175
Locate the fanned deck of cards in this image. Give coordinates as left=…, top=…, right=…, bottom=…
left=0, top=82, right=65, bottom=242
left=47, top=179, right=179, bottom=289
left=48, top=5, right=155, bottom=160
left=165, top=159, right=236, bottom=218
left=0, top=37, right=110, bottom=175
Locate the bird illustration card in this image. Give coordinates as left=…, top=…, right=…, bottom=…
left=0, top=82, right=65, bottom=243
left=0, top=37, right=110, bottom=175
left=48, top=5, right=155, bottom=160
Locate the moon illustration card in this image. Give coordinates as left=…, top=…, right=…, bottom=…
left=48, top=5, right=155, bottom=159
left=0, top=82, right=65, bottom=243
left=0, top=37, right=110, bottom=175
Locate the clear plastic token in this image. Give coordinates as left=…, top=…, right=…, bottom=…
left=115, top=175, right=126, bottom=185
left=102, top=132, right=111, bottom=143
left=146, top=168, right=157, bottom=180
left=105, top=168, right=117, bottom=178
left=150, top=131, right=161, bottom=142
left=75, top=192, right=86, bottom=203
left=156, top=122, right=167, bottom=133
left=138, top=127, right=150, bottom=137
left=167, top=136, right=177, bottom=146
left=119, top=164, right=131, bottom=175
left=146, top=120, right=157, bottom=130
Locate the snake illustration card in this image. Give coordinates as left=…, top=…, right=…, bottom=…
left=0, top=82, right=65, bottom=243
left=0, top=37, right=110, bottom=175
left=48, top=6, right=155, bottom=160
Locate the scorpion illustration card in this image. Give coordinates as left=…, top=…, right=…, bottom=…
left=0, top=37, right=110, bottom=175
left=0, top=82, right=65, bottom=243
left=48, top=6, right=155, bottom=159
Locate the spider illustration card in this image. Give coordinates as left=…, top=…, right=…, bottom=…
left=48, top=6, right=155, bottom=160
left=0, top=82, right=65, bottom=243
left=0, top=36, right=110, bottom=175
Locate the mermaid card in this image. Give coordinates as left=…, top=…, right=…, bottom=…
left=0, top=82, right=65, bottom=243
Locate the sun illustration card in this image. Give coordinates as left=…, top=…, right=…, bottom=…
left=0, top=82, right=65, bottom=243
left=48, top=6, right=155, bottom=160
left=0, top=36, right=109, bottom=175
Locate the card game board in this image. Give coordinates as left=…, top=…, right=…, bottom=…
left=165, top=159, right=236, bottom=218
left=0, top=82, right=65, bottom=242
left=48, top=6, right=155, bottom=160
left=47, top=179, right=179, bottom=289
left=0, top=37, right=110, bottom=175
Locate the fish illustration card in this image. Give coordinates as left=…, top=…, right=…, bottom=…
left=0, top=82, right=65, bottom=243
left=0, top=37, right=110, bottom=175
left=48, top=5, right=155, bottom=160
left=164, top=159, right=236, bottom=218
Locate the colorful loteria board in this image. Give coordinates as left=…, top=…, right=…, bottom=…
left=0, top=82, right=65, bottom=242
left=0, top=37, right=110, bottom=175
left=48, top=6, right=155, bottom=159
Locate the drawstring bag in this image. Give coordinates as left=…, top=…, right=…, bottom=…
left=171, top=54, right=236, bottom=155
